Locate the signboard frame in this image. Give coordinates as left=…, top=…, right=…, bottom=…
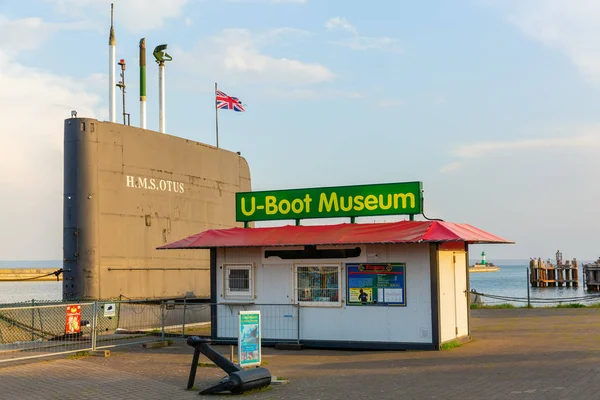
left=236, top=181, right=423, bottom=222
left=238, top=310, right=261, bottom=368
left=346, top=263, right=407, bottom=306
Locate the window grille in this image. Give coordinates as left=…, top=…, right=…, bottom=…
left=229, top=269, right=249, bottom=292
left=225, top=265, right=253, bottom=298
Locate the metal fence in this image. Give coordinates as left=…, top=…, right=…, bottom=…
left=0, top=300, right=298, bottom=364
left=213, top=304, right=299, bottom=344
left=0, top=302, right=95, bottom=363
left=0, top=299, right=210, bottom=364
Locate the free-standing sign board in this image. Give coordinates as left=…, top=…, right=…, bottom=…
left=65, top=304, right=81, bottom=333
left=347, top=263, right=406, bottom=306
left=238, top=311, right=261, bottom=368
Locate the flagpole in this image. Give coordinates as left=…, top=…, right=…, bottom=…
left=215, top=82, right=219, bottom=148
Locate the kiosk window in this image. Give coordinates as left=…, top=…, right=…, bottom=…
left=295, top=265, right=341, bottom=306
left=224, top=265, right=254, bottom=299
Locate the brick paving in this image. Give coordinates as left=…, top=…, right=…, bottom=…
left=2, top=308, right=600, bottom=399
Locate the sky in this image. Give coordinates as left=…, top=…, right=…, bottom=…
left=1, top=0, right=599, bottom=261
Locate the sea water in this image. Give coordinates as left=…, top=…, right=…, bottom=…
left=470, top=264, right=596, bottom=306
left=0, top=261, right=63, bottom=304
left=0, top=262, right=597, bottom=306
left=0, top=281, right=62, bottom=304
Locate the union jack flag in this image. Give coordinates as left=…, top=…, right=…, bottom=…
left=216, top=90, right=245, bottom=112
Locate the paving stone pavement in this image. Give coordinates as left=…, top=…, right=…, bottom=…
left=3, top=308, right=600, bottom=399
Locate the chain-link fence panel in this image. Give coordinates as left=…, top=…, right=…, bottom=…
left=214, top=304, right=299, bottom=343
left=0, top=302, right=94, bottom=363
left=162, top=301, right=211, bottom=337
left=0, top=300, right=297, bottom=363
left=94, top=301, right=169, bottom=349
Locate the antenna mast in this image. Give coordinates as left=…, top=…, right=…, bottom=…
left=116, top=59, right=129, bottom=125
left=108, top=3, right=116, bottom=122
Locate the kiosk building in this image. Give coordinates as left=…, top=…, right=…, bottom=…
left=160, top=182, right=512, bottom=350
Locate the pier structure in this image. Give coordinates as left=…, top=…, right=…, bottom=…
left=583, top=258, right=600, bottom=291
left=529, top=250, right=578, bottom=288
left=0, top=269, right=63, bottom=282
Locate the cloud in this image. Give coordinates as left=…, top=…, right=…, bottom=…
left=441, top=130, right=600, bottom=173
left=430, top=147, right=600, bottom=259
left=453, top=135, right=600, bottom=158
left=47, top=0, right=191, bottom=32
left=260, top=27, right=312, bottom=42
left=0, top=56, right=99, bottom=185
left=0, top=16, right=85, bottom=55
left=324, top=16, right=401, bottom=53
left=175, top=28, right=334, bottom=85
left=487, top=0, right=600, bottom=84
left=0, top=16, right=101, bottom=259
left=325, top=17, right=358, bottom=34
left=439, top=161, right=464, bottom=174
left=0, top=49, right=100, bottom=259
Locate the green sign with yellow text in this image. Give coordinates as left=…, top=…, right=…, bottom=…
left=236, top=182, right=423, bottom=222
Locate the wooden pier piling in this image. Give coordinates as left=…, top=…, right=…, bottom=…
left=529, top=253, right=579, bottom=288
left=583, top=258, right=600, bottom=291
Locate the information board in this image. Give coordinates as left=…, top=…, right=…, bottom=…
left=346, top=263, right=406, bottom=306
left=238, top=311, right=261, bottom=368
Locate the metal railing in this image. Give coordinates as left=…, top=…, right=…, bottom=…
left=0, top=302, right=95, bottom=363
left=0, top=300, right=298, bottom=363
left=213, top=304, right=299, bottom=344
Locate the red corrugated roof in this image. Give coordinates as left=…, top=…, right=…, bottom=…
left=158, top=220, right=513, bottom=249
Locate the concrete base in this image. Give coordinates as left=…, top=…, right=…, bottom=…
left=271, top=377, right=289, bottom=385
left=89, top=350, right=110, bottom=357
left=142, top=341, right=173, bottom=349
left=437, top=335, right=471, bottom=350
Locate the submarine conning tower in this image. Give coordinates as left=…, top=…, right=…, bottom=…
left=63, top=118, right=251, bottom=300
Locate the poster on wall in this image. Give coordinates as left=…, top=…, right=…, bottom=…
left=65, top=304, right=81, bottom=334
left=238, top=311, right=261, bottom=368
left=346, top=263, right=406, bottom=306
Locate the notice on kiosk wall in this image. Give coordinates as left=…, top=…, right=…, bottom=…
left=346, top=263, right=406, bottom=306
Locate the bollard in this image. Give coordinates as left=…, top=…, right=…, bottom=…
left=186, top=336, right=271, bottom=395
